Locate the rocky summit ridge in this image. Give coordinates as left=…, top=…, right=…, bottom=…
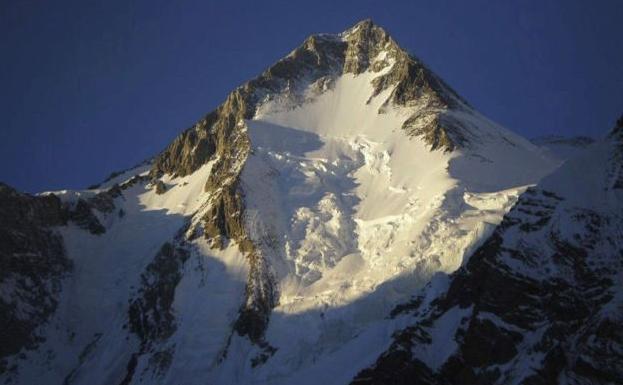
left=152, top=19, right=470, bottom=181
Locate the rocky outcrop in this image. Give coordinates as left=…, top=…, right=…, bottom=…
left=0, top=184, right=72, bottom=373
left=154, top=180, right=167, bottom=195
left=128, top=241, right=190, bottom=345
left=68, top=199, right=106, bottom=234
left=402, top=111, right=468, bottom=152
left=608, top=114, right=623, bottom=190
left=65, top=183, right=123, bottom=235
left=122, top=239, right=190, bottom=382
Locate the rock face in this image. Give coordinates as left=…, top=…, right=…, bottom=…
left=124, top=238, right=190, bottom=383
left=0, top=179, right=140, bottom=375
left=352, top=119, right=623, bottom=384
left=154, top=180, right=168, bottom=195
left=0, top=184, right=71, bottom=372
left=609, top=115, right=623, bottom=190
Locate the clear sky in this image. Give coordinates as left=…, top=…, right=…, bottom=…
left=1, top=0, right=622, bottom=193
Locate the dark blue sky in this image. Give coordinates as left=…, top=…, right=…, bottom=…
left=1, top=0, right=622, bottom=193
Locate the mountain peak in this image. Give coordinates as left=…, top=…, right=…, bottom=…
left=152, top=21, right=478, bottom=180
left=345, top=18, right=375, bottom=31
left=340, top=19, right=397, bottom=74
left=272, top=21, right=474, bottom=148
left=341, top=18, right=386, bottom=41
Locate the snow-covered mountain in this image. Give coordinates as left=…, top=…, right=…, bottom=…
left=1, top=20, right=617, bottom=385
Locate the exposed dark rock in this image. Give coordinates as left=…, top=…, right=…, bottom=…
left=608, top=114, right=623, bottom=190
left=128, top=242, right=190, bottom=344
left=147, top=346, right=175, bottom=377
left=123, top=237, right=190, bottom=383
left=152, top=121, right=217, bottom=178
left=233, top=252, right=277, bottom=343
left=119, top=174, right=151, bottom=190
left=611, top=113, right=623, bottom=138
left=117, top=353, right=138, bottom=385
left=352, top=326, right=442, bottom=385
left=88, top=184, right=122, bottom=213
left=454, top=318, right=522, bottom=368
left=250, top=342, right=278, bottom=368
left=65, top=182, right=128, bottom=235
left=202, top=184, right=247, bottom=249
left=89, top=170, right=123, bottom=190
left=154, top=180, right=167, bottom=195
left=0, top=183, right=72, bottom=371
left=389, top=294, right=424, bottom=319
left=402, top=111, right=468, bottom=152
left=62, top=333, right=103, bottom=385
left=343, top=19, right=391, bottom=75
left=68, top=199, right=106, bottom=235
